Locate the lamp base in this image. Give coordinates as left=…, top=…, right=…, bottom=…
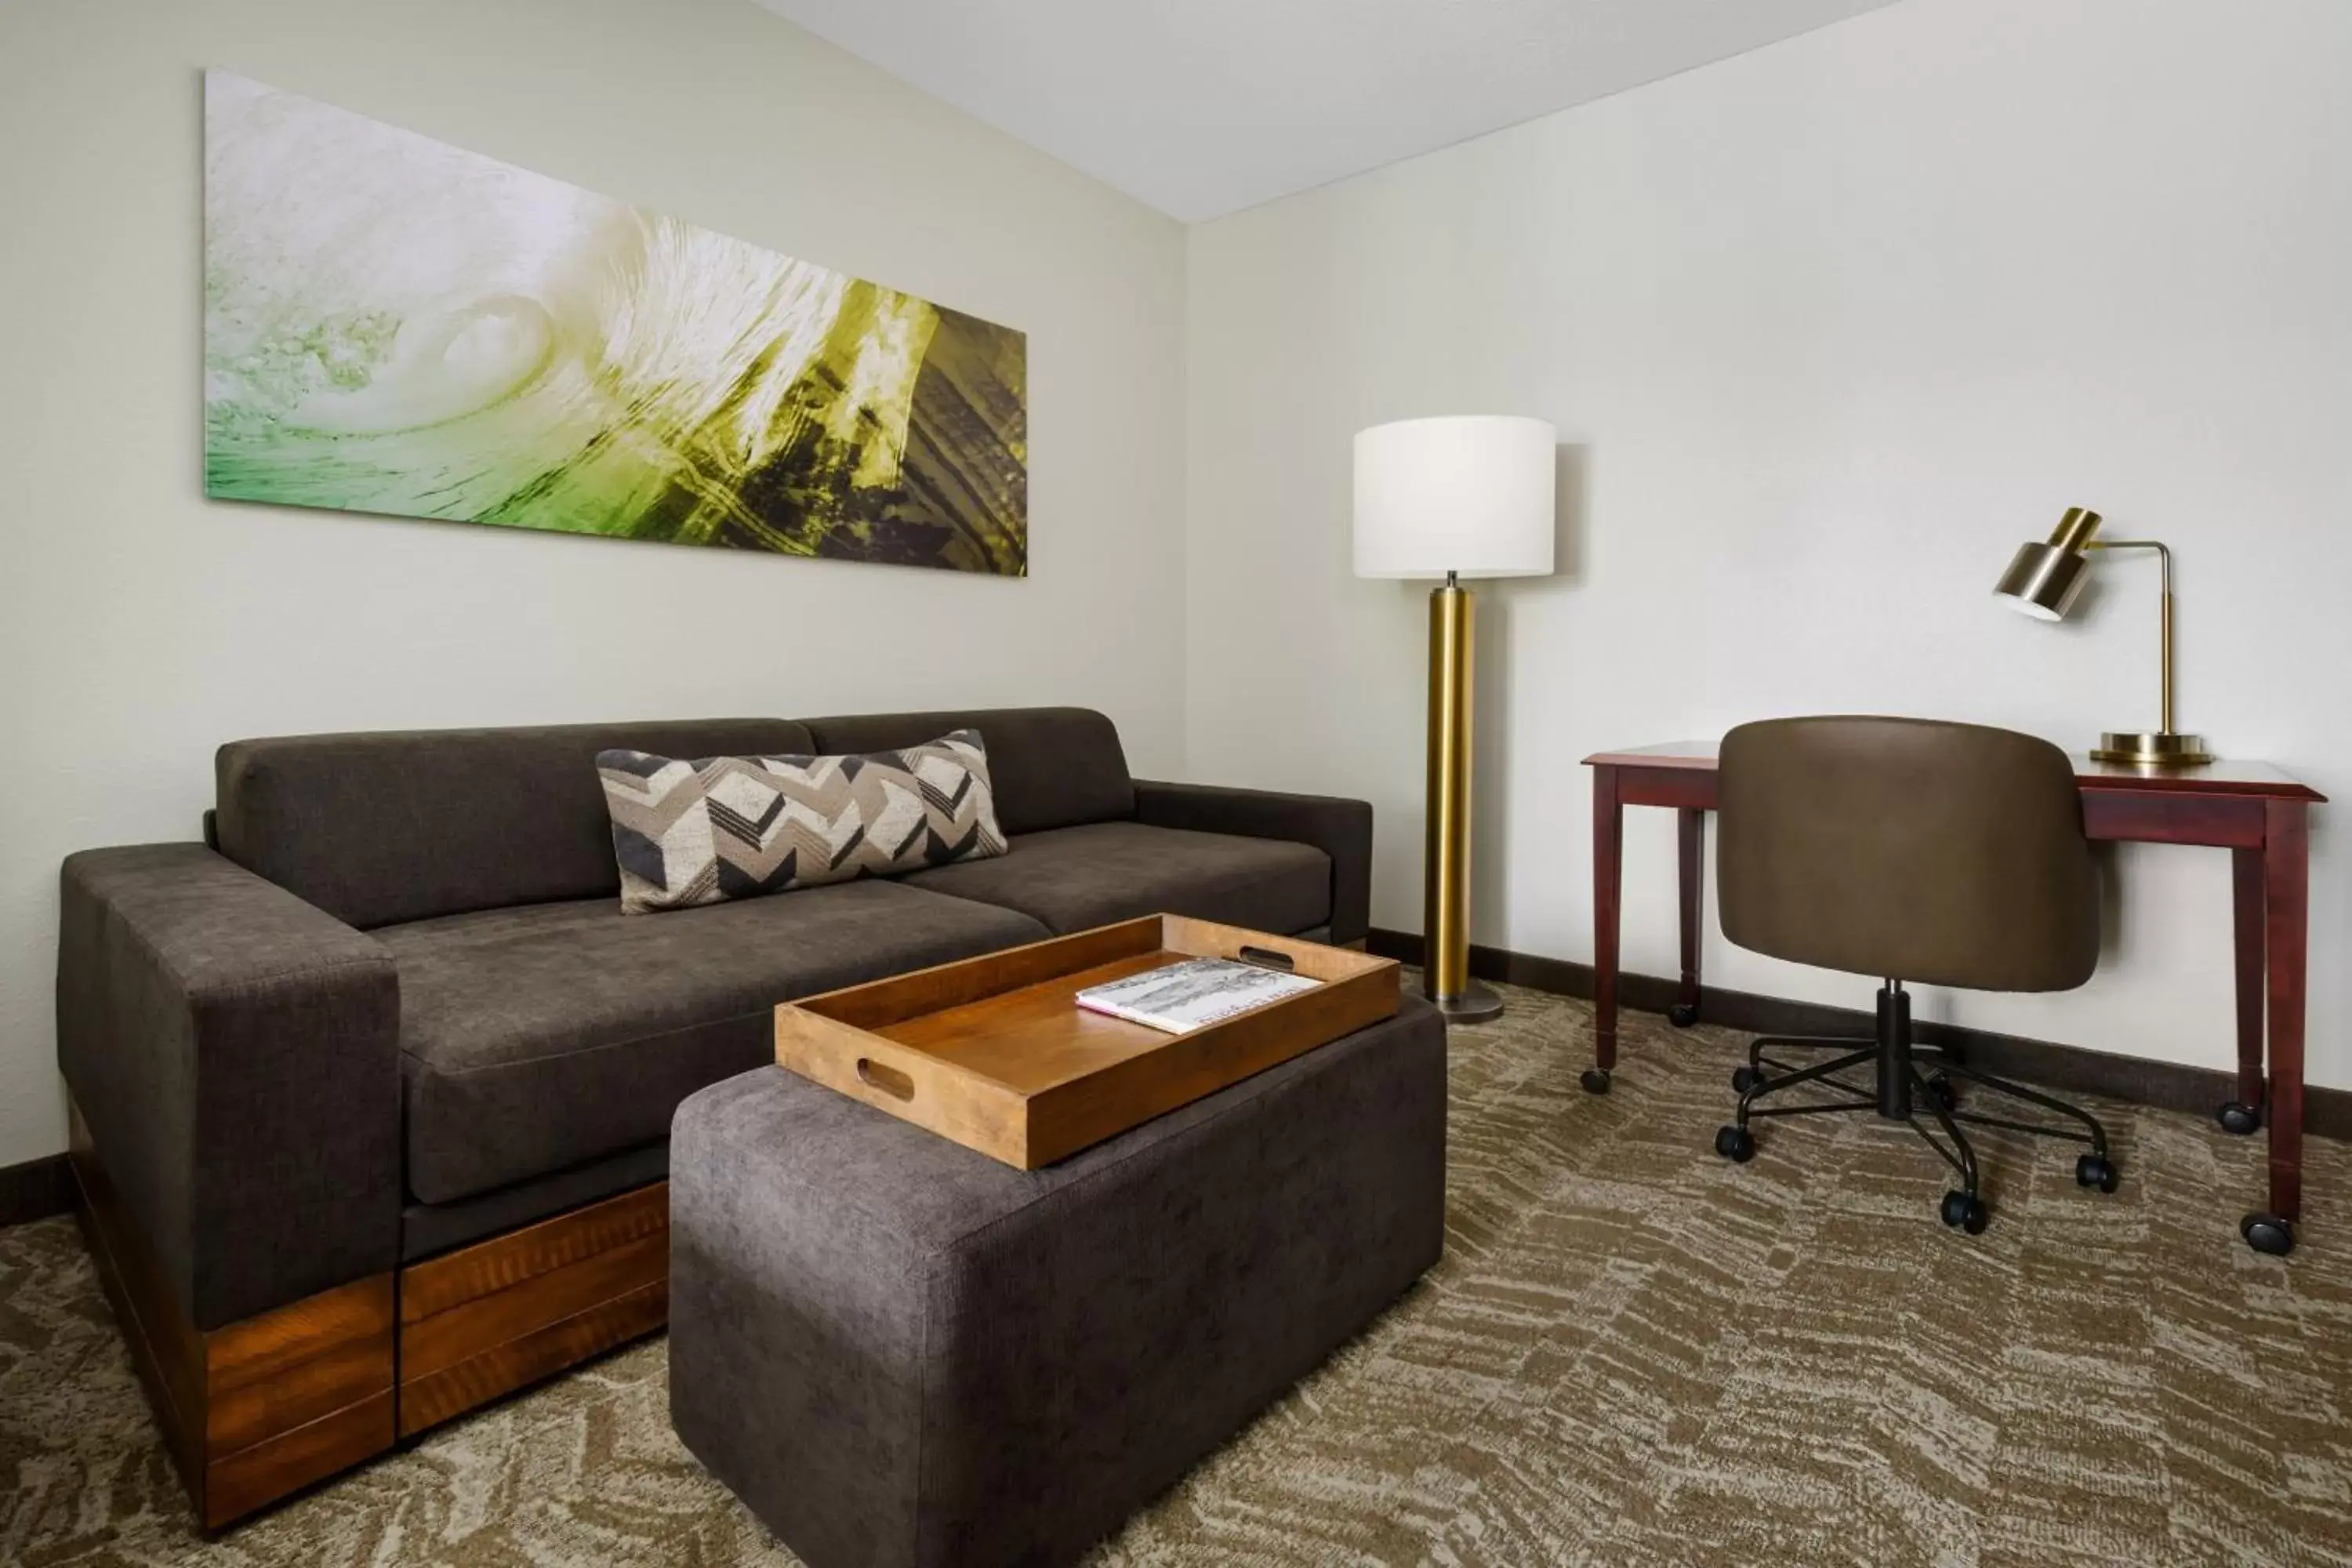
left=1424, top=978, right=1504, bottom=1024
left=2090, top=730, right=2213, bottom=767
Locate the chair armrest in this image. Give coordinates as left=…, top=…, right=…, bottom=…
left=1131, top=781, right=1374, bottom=945
left=57, top=844, right=400, bottom=1330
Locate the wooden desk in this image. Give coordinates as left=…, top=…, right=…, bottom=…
left=1584, top=741, right=2325, bottom=1253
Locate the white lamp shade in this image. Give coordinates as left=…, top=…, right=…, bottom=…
left=1352, top=415, right=1557, bottom=579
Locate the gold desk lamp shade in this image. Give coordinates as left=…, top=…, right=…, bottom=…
left=1994, top=507, right=2212, bottom=766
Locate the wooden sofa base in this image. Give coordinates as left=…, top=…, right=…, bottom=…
left=397, top=1181, right=669, bottom=1437
left=69, top=1103, right=398, bottom=1530
left=71, top=1101, right=671, bottom=1527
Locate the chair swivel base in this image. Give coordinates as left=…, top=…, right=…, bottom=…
left=1711, top=982, right=2118, bottom=1236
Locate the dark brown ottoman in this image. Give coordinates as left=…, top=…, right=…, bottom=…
left=669, top=997, right=1446, bottom=1568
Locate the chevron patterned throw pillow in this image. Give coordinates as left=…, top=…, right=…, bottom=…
left=594, top=730, right=1009, bottom=914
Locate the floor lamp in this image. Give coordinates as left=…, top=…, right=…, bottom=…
left=1354, top=416, right=1557, bottom=1022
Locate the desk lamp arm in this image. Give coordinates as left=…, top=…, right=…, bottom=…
left=2087, top=539, right=2174, bottom=735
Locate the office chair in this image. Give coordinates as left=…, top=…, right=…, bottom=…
left=1710, top=716, right=2118, bottom=1233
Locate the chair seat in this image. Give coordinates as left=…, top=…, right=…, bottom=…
left=900, top=821, right=1331, bottom=937
left=381, top=882, right=1050, bottom=1206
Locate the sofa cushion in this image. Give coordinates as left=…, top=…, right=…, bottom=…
left=901, top=821, right=1330, bottom=937
left=216, top=718, right=815, bottom=930
left=797, top=708, right=1133, bottom=836
left=379, top=882, right=1050, bottom=1205
left=596, top=731, right=1007, bottom=914
left=402, top=1140, right=671, bottom=1263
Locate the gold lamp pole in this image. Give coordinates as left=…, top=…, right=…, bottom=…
left=1993, top=506, right=2212, bottom=766
left=1355, top=416, right=1558, bottom=1022
left=1425, top=572, right=1478, bottom=1010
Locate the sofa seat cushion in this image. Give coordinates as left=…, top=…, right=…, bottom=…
left=901, top=821, right=1331, bottom=938
left=380, top=883, right=1051, bottom=1205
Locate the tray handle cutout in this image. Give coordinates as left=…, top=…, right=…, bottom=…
left=1236, top=945, right=1297, bottom=973
left=856, top=1058, right=916, bottom=1102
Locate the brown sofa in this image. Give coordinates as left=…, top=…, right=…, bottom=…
left=54, top=706, right=1371, bottom=1526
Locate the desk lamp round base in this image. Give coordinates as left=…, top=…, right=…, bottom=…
left=2091, top=730, right=2212, bottom=767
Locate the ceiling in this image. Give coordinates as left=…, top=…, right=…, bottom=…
left=751, top=0, right=1904, bottom=222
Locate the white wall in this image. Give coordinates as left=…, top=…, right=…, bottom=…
left=0, top=0, right=1187, bottom=1167
left=1186, top=0, right=2352, bottom=1081
left=5, top=0, right=2344, bottom=1173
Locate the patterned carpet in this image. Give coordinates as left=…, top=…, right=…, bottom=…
left=5, top=983, right=2350, bottom=1566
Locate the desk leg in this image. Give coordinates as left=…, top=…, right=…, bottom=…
left=2220, top=847, right=2266, bottom=1134
left=2244, top=801, right=2309, bottom=1256
left=1671, top=809, right=1705, bottom=1027
left=1585, top=766, right=1621, bottom=1094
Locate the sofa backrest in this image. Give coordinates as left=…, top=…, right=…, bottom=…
left=797, top=707, right=1134, bottom=837
left=215, top=718, right=815, bottom=929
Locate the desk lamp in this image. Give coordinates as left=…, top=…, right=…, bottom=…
left=1994, top=506, right=2212, bottom=766
left=1354, top=416, right=1556, bottom=1021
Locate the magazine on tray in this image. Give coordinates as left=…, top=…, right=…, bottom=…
left=1074, top=956, right=1321, bottom=1034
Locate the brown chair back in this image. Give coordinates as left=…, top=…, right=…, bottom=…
left=1717, top=716, right=2099, bottom=993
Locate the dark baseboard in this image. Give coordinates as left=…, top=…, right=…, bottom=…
left=1369, top=927, right=2350, bottom=1140
left=0, top=1152, right=76, bottom=1229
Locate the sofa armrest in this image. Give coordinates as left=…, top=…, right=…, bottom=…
left=57, top=844, right=400, bottom=1330
left=1131, top=781, right=1374, bottom=945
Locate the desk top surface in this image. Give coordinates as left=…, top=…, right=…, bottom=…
left=1585, top=740, right=2325, bottom=802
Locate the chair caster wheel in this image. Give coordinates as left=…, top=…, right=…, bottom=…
left=1715, top=1125, right=1755, bottom=1163
left=1668, top=1002, right=1699, bottom=1028
left=1731, top=1065, right=1763, bottom=1096
left=2241, top=1213, right=2296, bottom=1256
left=1925, top=1073, right=1958, bottom=1113
left=2216, top=1101, right=2262, bottom=1136
left=1940, top=1191, right=1989, bottom=1234
left=1580, top=1068, right=1611, bottom=1095
left=2075, top=1153, right=2119, bottom=1193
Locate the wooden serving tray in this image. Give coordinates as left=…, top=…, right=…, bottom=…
left=774, top=914, right=1400, bottom=1169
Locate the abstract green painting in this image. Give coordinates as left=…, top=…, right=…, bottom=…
left=203, top=71, right=1027, bottom=575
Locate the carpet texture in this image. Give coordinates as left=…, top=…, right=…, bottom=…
left=5, top=984, right=2350, bottom=1566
